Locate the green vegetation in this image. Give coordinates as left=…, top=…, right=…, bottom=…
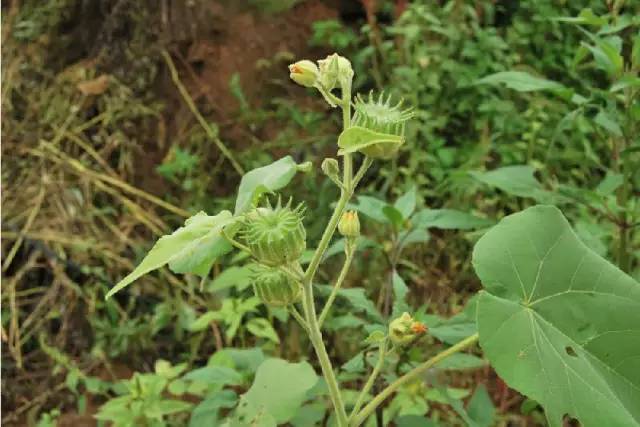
left=2, top=1, right=638, bottom=426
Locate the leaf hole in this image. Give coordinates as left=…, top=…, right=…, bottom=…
left=565, top=346, right=577, bottom=357
left=562, top=414, right=581, bottom=426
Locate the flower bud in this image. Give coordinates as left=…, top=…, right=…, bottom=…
left=289, top=60, right=319, bottom=88
left=389, top=312, right=427, bottom=346
left=338, top=211, right=360, bottom=239
left=242, top=198, right=306, bottom=266
left=252, top=265, right=301, bottom=307
left=321, top=158, right=340, bottom=184
left=317, top=53, right=353, bottom=90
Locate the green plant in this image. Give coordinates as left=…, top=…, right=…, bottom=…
left=473, top=6, right=639, bottom=274
left=106, top=51, right=639, bottom=427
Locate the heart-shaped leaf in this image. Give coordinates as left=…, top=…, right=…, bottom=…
left=337, top=126, right=403, bottom=159
left=473, top=205, right=640, bottom=427
left=106, top=211, right=235, bottom=298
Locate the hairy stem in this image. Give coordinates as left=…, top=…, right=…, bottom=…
left=349, top=339, right=388, bottom=421
left=351, top=333, right=480, bottom=427
left=299, top=81, right=356, bottom=427
left=289, top=305, right=309, bottom=332
left=318, top=244, right=355, bottom=326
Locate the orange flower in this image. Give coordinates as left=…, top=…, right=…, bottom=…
left=410, top=322, right=427, bottom=334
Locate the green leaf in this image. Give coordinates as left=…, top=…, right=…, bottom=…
left=290, top=401, right=327, bottom=427
left=349, top=195, right=391, bottom=223
left=395, top=186, right=417, bottom=219
left=611, top=75, right=640, bottom=92
left=337, top=126, right=404, bottom=159
left=383, top=205, right=405, bottom=228
left=424, top=387, right=470, bottom=403
left=473, top=205, right=640, bottom=427
left=470, top=166, right=554, bottom=202
left=236, top=358, right=318, bottom=424
left=467, top=385, right=495, bottom=427
left=363, top=330, right=386, bottom=346
left=144, top=399, right=193, bottom=418
left=246, top=318, right=280, bottom=343
left=594, top=110, right=623, bottom=137
left=234, top=156, right=307, bottom=215
left=476, top=71, right=565, bottom=92
left=207, top=265, right=255, bottom=292
left=188, top=311, right=221, bottom=332
left=435, top=353, right=487, bottom=370
left=183, top=365, right=243, bottom=387
left=413, top=209, right=492, bottom=230
left=189, top=390, right=237, bottom=427
left=392, top=270, right=410, bottom=318
left=596, top=171, right=623, bottom=195
left=582, top=38, right=624, bottom=77
left=555, top=8, right=607, bottom=27
left=106, top=211, right=235, bottom=298
left=210, top=347, right=265, bottom=374
left=337, top=287, right=383, bottom=322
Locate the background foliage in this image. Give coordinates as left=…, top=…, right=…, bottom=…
left=2, top=0, right=638, bottom=425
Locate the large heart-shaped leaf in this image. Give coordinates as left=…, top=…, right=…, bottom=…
left=473, top=205, right=640, bottom=427
left=337, top=126, right=403, bottom=159
left=234, top=156, right=310, bottom=215
left=106, top=211, right=235, bottom=298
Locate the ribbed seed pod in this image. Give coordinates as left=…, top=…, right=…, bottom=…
left=353, top=91, right=414, bottom=135
left=252, top=265, right=301, bottom=307
left=242, top=198, right=306, bottom=266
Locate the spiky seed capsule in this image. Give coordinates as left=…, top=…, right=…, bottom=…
left=389, top=312, right=427, bottom=346
left=353, top=91, right=414, bottom=135
left=338, top=211, right=360, bottom=239
left=252, top=265, right=301, bottom=307
left=242, top=198, right=306, bottom=266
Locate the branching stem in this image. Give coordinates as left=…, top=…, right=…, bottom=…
left=300, top=80, right=355, bottom=427
left=350, top=333, right=480, bottom=426
left=318, top=244, right=355, bottom=326
left=349, top=339, right=388, bottom=421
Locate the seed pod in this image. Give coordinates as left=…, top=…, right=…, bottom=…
left=338, top=211, right=360, bottom=239
left=242, top=198, right=306, bottom=266
left=389, top=312, right=427, bottom=346
left=252, top=265, right=301, bottom=307
left=289, top=60, right=319, bottom=88
left=345, top=92, right=414, bottom=159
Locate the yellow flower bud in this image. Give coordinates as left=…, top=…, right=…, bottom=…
left=338, top=211, right=360, bottom=239
left=288, top=60, right=319, bottom=88
left=389, top=312, right=427, bottom=346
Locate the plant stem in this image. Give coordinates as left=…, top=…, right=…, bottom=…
left=350, top=333, right=480, bottom=427
left=289, top=306, right=309, bottom=332
left=299, top=81, right=355, bottom=427
left=302, top=282, right=350, bottom=426
left=318, top=245, right=355, bottom=326
left=349, top=340, right=388, bottom=421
